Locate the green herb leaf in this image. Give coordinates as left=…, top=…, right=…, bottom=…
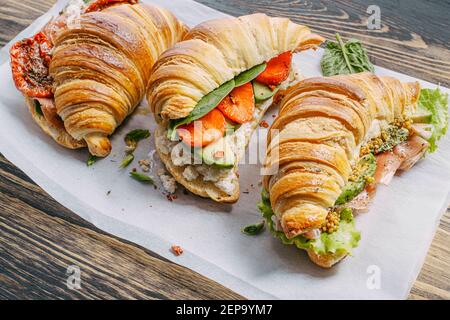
left=242, top=221, right=266, bottom=236
left=125, top=129, right=150, bottom=143
left=416, top=88, right=449, bottom=153
left=120, top=154, right=134, bottom=168
left=34, top=100, right=43, bottom=116
left=321, top=33, right=374, bottom=76
left=129, top=171, right=154, bottom=184
left=87, top=154, right=98, bottom=166
left=168, top=79, right=236, bottom=140
left=234, top=63, right=267, bottom=87
left=124, top=129, right=150, bottom=153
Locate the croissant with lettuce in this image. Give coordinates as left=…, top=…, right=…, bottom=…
left=10, top=0, right=187, bottom=156
left=148, top=13, right=324, bottom=203
left=260, top=72, right=448, bottom=268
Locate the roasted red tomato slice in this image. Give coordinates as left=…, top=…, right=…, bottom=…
left=217, top=82, right=255, bottom=124
left=255, top=51, right=293, bottom=86
left=84, top=0, right=138, bottom=13
left=177, top=108, right=226, bottom=148
left=10, top=32, right=54, bottom=98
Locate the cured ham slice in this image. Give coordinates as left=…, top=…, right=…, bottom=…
left=395, top=135, right=429, bottom=171
left=374, top=135, right=429, bottom=184
left=374, top=151, right=402, bottom=185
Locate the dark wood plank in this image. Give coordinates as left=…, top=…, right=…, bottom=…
left=0, top=0, right=449, bottom=300
left=0, top=187, right=243, bottom=299
left=197, top=0, right=450, bottom=87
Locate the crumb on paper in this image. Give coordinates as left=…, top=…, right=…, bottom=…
left=259, top=120, right=269, bottom=128
left=138, top=159, right=150, bottom=172
left=171, top=245, right=183, bottom=256
left=166, top=194, right=177, bottom=202
left=158, top=169, right=177, bottom=194
left=106, top=190, right=111, bottom=196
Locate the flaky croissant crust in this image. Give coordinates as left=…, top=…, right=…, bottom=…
left=263, top=72, right=420, bottom=239
left=49, top=3, right=187, bottom=156
left=147, top=13, right=324, bottom=122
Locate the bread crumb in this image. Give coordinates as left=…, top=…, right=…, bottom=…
left=171, top=245, right=183, bottom=256
left=158, top=170, right=177, bottom=194
left=259, top=120, right=269, bottom=128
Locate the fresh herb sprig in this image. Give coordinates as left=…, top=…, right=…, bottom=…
left=124, top=129, right=150, bottom=153
left=321, top=33, right=374, bottom=76
left=87, top=154, right=98, bottom=166
left=130, top=171, right=154, bottom=184
left=120, top=129, right=150, bottom=168
left=120, top=154, right=134, bottom=168
left=242, top=221, right=266, bottom=236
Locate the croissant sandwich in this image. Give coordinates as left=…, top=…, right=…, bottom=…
left=148, top=13, right=325, bottom=203
left=9, top=0, right=187, bottom=157
left=260, top=72, right=448, bottom=268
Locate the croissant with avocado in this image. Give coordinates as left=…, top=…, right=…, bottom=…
left=148, top=13, right=324, bottom=203
left=260, top=73, right=448, bottom=268
left=9, top=0, right=187, bottom=157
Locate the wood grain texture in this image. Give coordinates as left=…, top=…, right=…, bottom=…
left=0, top=154, right=243, bottom=300
left=197, top=0, right=450, bottom=87
left=0, top=0, right=449, bottom=300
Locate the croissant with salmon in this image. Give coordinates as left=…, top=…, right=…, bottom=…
left=10, top=0, right=187, bottom=156
left=148, top=13, right=324, bottom=203
left=260, top=72, right=446, bottom=268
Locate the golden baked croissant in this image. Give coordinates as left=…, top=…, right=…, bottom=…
left=148, top=13, right=324, bottom=203
left=262, top=72, right=423, bottom=267
left=10, top=1, right=187, bottom=156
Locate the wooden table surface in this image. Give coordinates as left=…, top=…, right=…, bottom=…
left=0, top=0, right=449, bottom=300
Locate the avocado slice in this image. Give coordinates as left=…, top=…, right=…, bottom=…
left=225, top=119, right=239, bottom=136
left=202, top=135, right=235, bottom=169
left=335, top=153, right=376, bottom=205
left=253, top=81, right=280, bottom=103
left=235, top=63, right=267, bottom=87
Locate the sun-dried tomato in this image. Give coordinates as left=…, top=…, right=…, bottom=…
left=10, top=32, right=53, bottom=98
left=84, top=0, right=138, bottom=13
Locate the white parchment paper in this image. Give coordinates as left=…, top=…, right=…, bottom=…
left=0, top=0, right=449, bottom=300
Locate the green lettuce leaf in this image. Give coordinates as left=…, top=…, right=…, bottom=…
left=416, top=88, right=449, bottom=153
left=258, top=190, right=361, bottom=255
left=308, top=220, right=360, bottom=255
